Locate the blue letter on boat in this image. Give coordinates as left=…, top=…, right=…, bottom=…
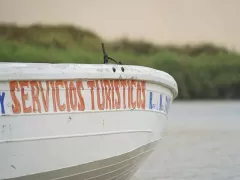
left=149, top=92, right=153, bottom=109
left=165, top=96, right=171, bottom=114
left=159, top=94, right=163, bottom=111
left=0, top=92, right=5, bottom=115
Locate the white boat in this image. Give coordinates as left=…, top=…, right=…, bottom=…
left=0, top=44, right=178, bottom=180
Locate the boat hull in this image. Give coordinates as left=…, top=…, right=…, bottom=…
left=1, top=110, right=166, bottom=180
left=0, top=63, right=178, bottom=180
left=3, top=139, right=158, bottom=180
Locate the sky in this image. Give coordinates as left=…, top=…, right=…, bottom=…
left=0, top=0, right=239, bottom=50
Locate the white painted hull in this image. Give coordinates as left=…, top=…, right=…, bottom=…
left=0, top=63, right=178, bottom=180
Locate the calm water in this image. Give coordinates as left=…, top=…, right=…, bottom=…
left=134, top=101, right=240, bottom=180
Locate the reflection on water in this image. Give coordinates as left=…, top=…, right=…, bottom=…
left=134, top=101, right=240, bottom=180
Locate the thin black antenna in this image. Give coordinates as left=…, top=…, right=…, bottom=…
left=101, top=43, right=109, bottom=64
left=101, top=42, right=122, bottom=65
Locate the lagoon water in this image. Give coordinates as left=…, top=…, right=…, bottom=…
left=134, top=101, right=240, bottom=180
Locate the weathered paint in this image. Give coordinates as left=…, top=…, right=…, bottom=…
left=7, top=79, right=145, bottom=115
left=148, top=91, right=172, bottom=114
left=0, top=63, right=178, bottom=180
left=0, top=79, right=172, bottom=116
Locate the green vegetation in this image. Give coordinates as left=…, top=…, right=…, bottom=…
left=0, top=24, right=240, bottom=100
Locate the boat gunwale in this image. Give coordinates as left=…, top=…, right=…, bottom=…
left=0, top=63, right=178, bottom=98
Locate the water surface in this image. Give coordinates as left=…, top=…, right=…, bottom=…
left=134, top=101, right=240, bottom=180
